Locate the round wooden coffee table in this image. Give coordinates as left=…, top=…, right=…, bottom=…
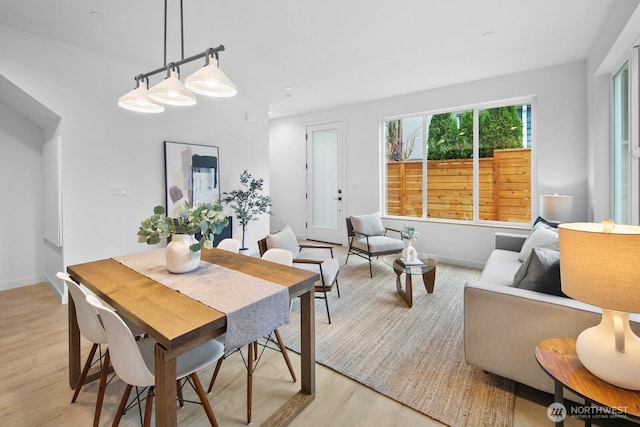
left=384, top=254, right=437, bottom=308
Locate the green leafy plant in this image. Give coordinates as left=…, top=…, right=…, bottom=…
left=137, top=201, right=229, bottom=252
left=401, top=224, right=419, bottom=240
left=478, top=106, right=523, bottom=157
left=427, top=107, right=523, bottom=160
left=221, top=170, right=272, bottom=250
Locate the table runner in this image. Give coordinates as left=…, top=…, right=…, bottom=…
left=114, top=249, right=290, bottom=351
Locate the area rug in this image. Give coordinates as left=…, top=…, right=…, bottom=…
left=278, top=257, right=515, bottom=427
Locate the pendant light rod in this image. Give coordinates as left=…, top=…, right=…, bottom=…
left=134, top=45, right=225, bottom=84
left=180, top=0, right=185, bottom=60
left=163, top=0, right=168, bottom=66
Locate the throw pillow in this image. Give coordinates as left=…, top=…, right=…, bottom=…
left=266, top=225, right=300, bottom=259
left=513, top=248, right=565, bottom=297
left=517, top=222, right=559, bottom=262
left=533, top=216, right=559, bottom=229
left=350, top=212, right=385, bottom=236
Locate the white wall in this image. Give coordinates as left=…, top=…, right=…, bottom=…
left=0, top=102, right=45, bottom=290
left=586, top=1, right=640, bottom=223
left=0, top=25, right=270, bottom=299
left=270, top=61, right=588, bottom=268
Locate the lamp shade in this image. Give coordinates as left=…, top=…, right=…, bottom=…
left=559, top=221, right=640, bottom=389
left=539, top=194, right=573, bottom=223
left=118, top=85, right=165, bottom=113
left=559, top=222, right=640, bottom=313
left=185, top=61, right=237, bottom=97
left=148, top=71, right=197, bottom=106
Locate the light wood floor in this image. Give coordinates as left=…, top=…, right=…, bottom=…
left=0, top=281, right=634, bottom=426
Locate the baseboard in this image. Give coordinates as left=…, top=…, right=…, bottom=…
left=0, top=274, right=66, bottom=304
left=436, top=255, right=484, bottom=270
left=45, top=273, right=66, bottom=304
left=0, top=275, right=45, bottom=292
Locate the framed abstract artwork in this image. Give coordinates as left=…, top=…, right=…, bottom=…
left=164, top=141, right=220, bottom=216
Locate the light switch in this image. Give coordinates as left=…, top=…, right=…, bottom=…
left=111, top=186, right=127, bottom=196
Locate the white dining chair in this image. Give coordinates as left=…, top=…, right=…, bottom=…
left=216, top=238, right=241, bottom=253
left=207, top=247, right=297, bottom=424
left=86, top=294, right=224, bottom=427
left=57, top=272, right=111, bottom=427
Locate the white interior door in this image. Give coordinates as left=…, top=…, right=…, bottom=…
left=306, top=121, right=344, bottom=244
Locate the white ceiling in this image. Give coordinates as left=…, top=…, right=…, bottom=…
left=0, top=0, right=619, bottom=118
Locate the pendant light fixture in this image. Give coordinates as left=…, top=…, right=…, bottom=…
left=185, top=52, right=237, bottom=97
left=148, top=68, right=197, bottom=106
left=118, top=0, right=236, bottom=113
left=118, top=77, right=165, bottom=113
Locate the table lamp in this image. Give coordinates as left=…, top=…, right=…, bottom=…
left=558, top=220, right=640, bottom=390
left=540, top=194, right=573, bottom=223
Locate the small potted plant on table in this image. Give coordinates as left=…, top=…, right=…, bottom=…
left=137, top=201, right=228, bottom=273
left=400, top=224, right=420, bottom=264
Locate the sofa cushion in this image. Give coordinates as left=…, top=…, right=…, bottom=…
left=351, top=212, right=385, bottom=236
left=517, top=222, right=559, bottom=262
left=266, top=225, right=300, bottom=259
left=533, top=216, right=559, bottom=229
left=478, top=249, right=522, bottom=286
left=513, top=248, right=565, bottom=297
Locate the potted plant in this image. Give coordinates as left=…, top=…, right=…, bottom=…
left=221, top=170, right=272, bottom=254
left=137, top=200, right=228, bottom=273
left=401, top=224, right=419, bottom=241
left=400, top=224, right=420, bottom=263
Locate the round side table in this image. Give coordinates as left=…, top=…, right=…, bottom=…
left=535, top=338, right=640, bottom=426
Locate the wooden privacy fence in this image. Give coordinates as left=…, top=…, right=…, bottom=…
left=386, top=148, right=531, bottom=222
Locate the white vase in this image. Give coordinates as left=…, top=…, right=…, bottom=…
left=166, top=234, right=201, bottom=273
left=401, top=240, right=418, bottom=263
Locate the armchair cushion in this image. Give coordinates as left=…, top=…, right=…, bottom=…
left=351, top=235, right=404, bottom=253
left=266, top=225, right=300, bottom=259
left=294, top=258, right=340, bottom=290
left=350, top=212, right=385, bottom=236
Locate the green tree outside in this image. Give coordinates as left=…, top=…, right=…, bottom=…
left=427, top=113, right=461, bottom=160
left=478, top=106, right=523, bottom=157
left=426, top=106, right=523, bottom=160
left=386, top=119, right=402, bottom=161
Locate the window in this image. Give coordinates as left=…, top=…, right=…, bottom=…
left=613, top=61, right=630, bottom=224
left=383, top=100, right=533, bottom=224
left=385, top=116, right=424, bottom=217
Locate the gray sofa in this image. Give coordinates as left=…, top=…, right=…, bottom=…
left=463, top=231, right=640, bottom=399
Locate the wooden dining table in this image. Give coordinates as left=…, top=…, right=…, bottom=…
left=67, top=247, right=318, bottom=427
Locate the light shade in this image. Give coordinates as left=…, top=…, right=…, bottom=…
left=559, top=221, right=640, bottom=389
left=118, top=84, right=165, bottom=113
left=559, top=222, right=640, bottom=312
left=148, top=71, right=197, bottom=106
left=539, top=194, right=573, bottom=223
left=185, top=61, right=237, bottom=97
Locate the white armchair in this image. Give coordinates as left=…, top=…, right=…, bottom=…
left=345, top=212, right=404, bottom=277
left=259, top=225, right=340, bottom=324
